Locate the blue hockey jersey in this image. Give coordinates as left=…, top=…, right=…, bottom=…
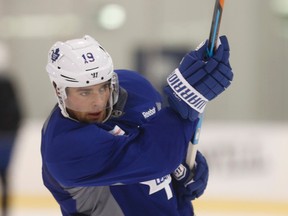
left=41, top=70, right=197, bottom=216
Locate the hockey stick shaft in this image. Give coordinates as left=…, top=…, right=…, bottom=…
left=186, top=0, right=225, bottom=169
left=208, top=0, right=225, bottom=57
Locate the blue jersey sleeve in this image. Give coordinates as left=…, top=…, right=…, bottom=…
left=43, top=107, right=196, bottom=187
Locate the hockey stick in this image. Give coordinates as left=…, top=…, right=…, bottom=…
left=186, top=0, right=225, bottom=169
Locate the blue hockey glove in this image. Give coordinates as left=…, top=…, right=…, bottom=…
left=164, top=35, right=233, bottom=121
left=172, top=151, right=209, bottom=201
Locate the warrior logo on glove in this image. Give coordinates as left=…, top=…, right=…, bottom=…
left=167, top=69, right=208, bottom=113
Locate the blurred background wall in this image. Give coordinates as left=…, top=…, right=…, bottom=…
left=0, top=0, right=288, bottom=215
left=0, top=0, right=287, bottom=121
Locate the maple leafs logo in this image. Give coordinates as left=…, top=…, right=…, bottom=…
left=51, top=48, right=60, bottom=63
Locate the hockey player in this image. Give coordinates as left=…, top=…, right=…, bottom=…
left=41, top=35, right=233, bottom=215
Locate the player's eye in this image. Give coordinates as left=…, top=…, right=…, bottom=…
left=79, top=90, right=91, bottom=96
left=99, top=83, right=110, bottom=93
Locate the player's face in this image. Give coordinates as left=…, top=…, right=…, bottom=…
left=65, top=82, right=111, bottom=123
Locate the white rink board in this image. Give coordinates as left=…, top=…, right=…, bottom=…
left=197, top=122, right=288, bottom=201
left=7, top=119, right=288, bottom=215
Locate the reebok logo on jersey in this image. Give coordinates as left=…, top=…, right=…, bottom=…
left=167, top=69, right=208, bottom=113
left=142, top=107, right=156, bottom=119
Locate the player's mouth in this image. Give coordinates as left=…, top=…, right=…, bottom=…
left=88, top=111, right=101, bottom=118
left=87, top=110, right=106, bottom=122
